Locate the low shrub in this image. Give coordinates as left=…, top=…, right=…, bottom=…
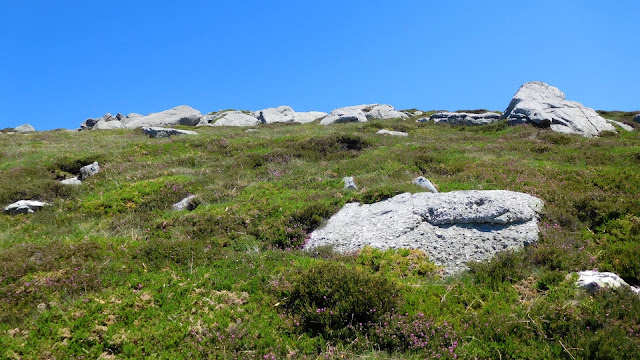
left=282, top=261, right=401, bottom=338
left=356, top=246, right=441, bottom=278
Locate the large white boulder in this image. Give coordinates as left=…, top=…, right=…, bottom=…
left=321, top=104, right=407, bottom=125
left=308, top=190, right=544, bottom=275
left=94, top=120, right=124, bottom=130
left=124, top=106, right=202, bottom=129
left=14, top=124, right=36, bottom=133
left=255, top=106, right=296, bottom=124
left=502, top=81, right=615, bottom=137
left=209, top=111, right=261, bottom=127
left=4, top=200, right=48, bottom=215
left=605, top=119, right=634, bottom=131
left=430, top=112, right=501, bottom=126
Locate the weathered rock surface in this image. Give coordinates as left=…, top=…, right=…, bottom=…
left=320, top=108, right=368, bottom=125
left=79, top=162, right=100, bottom=180
left=60, top=177, right=82, bottom=185
left=634, top=114, right=640, bottom=123
left=203, top=111, right=261, bottom=127
left=254, top=106, right=327, bottom=124
left=430, top=112, right=501, bottom=126
left=94, top=120, right=124, bottom=130
left=307, top=190, right=544, bottom=275
left=294, top=111, right=328, bottom=123
left=576, top=270, right=640, bottom=295
left=605, top=119, right=634, bottom=131
left=14, top=124, right=36, bottom=133
left=142, top=127, right=198, bottom=138
left=412, top=176, right=438, bottom=193
left=502, top=81, right=615, bottom=137
left=172, top=195, right=198, bottom=211
left=343, top=177, right=357, bottom=190
left=124, top=106, right=202, bottom=129
left=376, top=129, right=408, bottom=136
left=321, top=104, right=406, bottom=125
left=4, top=200, right=48, bottom=214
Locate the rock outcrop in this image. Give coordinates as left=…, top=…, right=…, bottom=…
left=307, top=190, right=544, bottom=275
left=502, top=81, right=615, bottom=137
left=142, top=127, right=198, bottom=138
left=124, top=106, right=202, bottom=129
left=4, top=200, right=48, bottom=214
left=605, top=119, right=634, bottom=131
left=255, top=106, right=327, bottom=124
left=634, top=114, right=640, bottom=123
left=321, top=104, right=407, bottom=125
left=576, top=270, right=640, bottom=295
left=429, top=112, right=501, bottom=126
left=198, top=111, right=261, bottom=127
left=14, top=124, right=36, bottom=133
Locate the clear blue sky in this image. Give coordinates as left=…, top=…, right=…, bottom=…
left=1, top=1, right=638, bottom=130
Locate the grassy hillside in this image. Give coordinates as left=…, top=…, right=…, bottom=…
left=1, top=114, right=640, bottom=359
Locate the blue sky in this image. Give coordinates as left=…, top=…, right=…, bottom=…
left=1, top=1, right=638, bottom=130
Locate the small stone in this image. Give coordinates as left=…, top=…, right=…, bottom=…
left=172, top=195, right=198, bottom=211
left=576, top=270, right=640, bottom=295
left=80, top=162, right=100, bottom=180
left=412, top=176, right=438, bottom=193
left=376, top=129, right=408, bottom=137
left=4, top=200, right=47, bottom=215
left=60, top=177, right=82, bottom=185
left=343, top=177, right=357, bottom=190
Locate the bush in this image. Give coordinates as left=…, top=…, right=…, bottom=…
left=283, top=261, right=400, bottom=338
left=356, top=246, right=440, bottom=277
left=468, top=250, right=529, bottom=290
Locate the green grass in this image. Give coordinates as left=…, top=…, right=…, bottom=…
left=1, top=115, right=640, bottom=359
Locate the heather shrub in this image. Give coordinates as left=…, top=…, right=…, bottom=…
left=283, top=261, right=400, bottom=338
left=356, top=246, right=441, bottom=277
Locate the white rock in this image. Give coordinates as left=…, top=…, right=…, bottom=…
left=502, top=81, right=616, bottom=137
left=120, top=113, right=144, bottom=126
left=79, top=162, right=100, bottom=180
left=376, top=129, right=408, bottom=136
left=212, top=111, right=261, bottom=127
left=412, top=176, right=438, bottom=193
left=124, top=106, right=202, bottom=129
left=94, top=120, right=124, bottom=130
left=293, top=111, right=327, bottom=123
left=320, top=109, right=368, bottom=125
left=605, top=119, right=634, bottom=131
left=308, top=190, right=544, bottom=275
left=172, top=195, right=198, bottom=211
left=576, top=270, right=640, bottom=295
left=60, top=177, right=82, bottom=185
left=343, top=177, right=357, bottom=190
left=142, top=127, right=198, bottom=138
left=430, top=112, right=501, bottom=126
left=416, top=117, right=431, bottom=123
left=4, top=200, right=48, bottom=215
left=14, top=124, right=36, bottom=133
left=255, top=106, right=295, bottom=124
left=365, top=104, right=409, bottom=120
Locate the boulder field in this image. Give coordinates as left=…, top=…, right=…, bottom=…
left=74, top=81, right=634, bottom=138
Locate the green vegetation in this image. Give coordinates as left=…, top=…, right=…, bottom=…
left=1, top=113, right=640, bottom=359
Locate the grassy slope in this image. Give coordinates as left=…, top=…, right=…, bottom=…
left=1, top=114, right=639, bottom=359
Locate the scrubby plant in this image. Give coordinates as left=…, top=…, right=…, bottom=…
left=281, top=261, right=401, bottom=338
